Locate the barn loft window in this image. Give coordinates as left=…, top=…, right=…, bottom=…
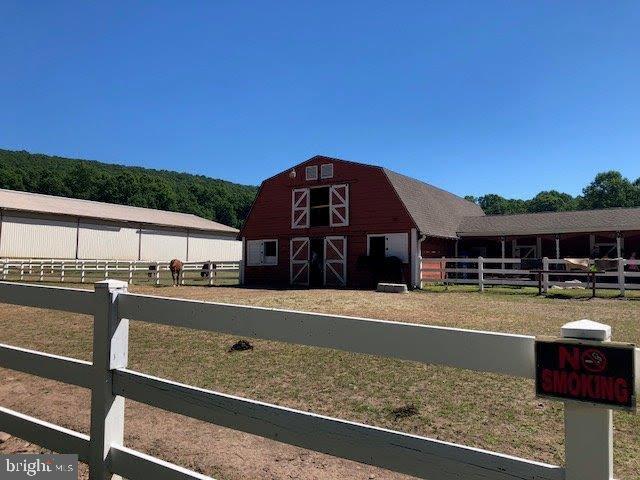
left=320, top=163, right=334, bottom=179
left=305, top=165, right=318, bottom=181
left=247, top=239, right=278, bottom=266
left=309, top=187, right=330, bottom=227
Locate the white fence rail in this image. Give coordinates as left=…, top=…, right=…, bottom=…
left=0, top=258, right=240, bottom=286
left=422, top=257, right=640, bottom=295
left=0, top=280, right=630, bottom=479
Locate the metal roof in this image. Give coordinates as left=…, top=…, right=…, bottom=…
left=0, top=189, right=238, bottom=234
left=382, top=169, right=485, bottom=238
left=457, top=207, right=640, bottom=237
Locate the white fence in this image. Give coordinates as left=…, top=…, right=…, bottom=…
left=0, top=258, right=240, bottom=286
left=422, top=257, right=640, bottom=295
left=0, top=280, right=631, bottom=479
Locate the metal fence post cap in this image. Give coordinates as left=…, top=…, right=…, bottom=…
left=561, top=319, right=611, bottom=341
left=95, top=279, right=128, bottom=290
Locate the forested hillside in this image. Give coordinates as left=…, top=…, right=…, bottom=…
left=0, top=149, right=257, bottom=228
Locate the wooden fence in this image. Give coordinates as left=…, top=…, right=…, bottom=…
left=421, top=257, right=640, bottom=295
left=0, top=258, right=240, bottom=286
left=0, top=280, right=630, bottom=479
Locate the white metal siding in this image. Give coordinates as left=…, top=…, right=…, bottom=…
left=187, top=233, right=241, bottom=262
left=77, top=221, right=139, bottom=260
left=0, top=213, right=77, bottom=258
left=139, top=228, right=188, bottom=261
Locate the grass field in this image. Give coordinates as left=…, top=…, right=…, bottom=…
left=0, top=284, right=638, bottom=479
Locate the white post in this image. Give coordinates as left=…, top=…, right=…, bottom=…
left=128, top=262, right=133, bottom=285
left=542, top=257, right=549, bottom=293
left=89, top=280, right=129, bottom=480
left=477, top=256, right=484, bottom=292
left=60, top=262, right=65, bottom=283
left=40, top=261, right=44, bottom=282
left=561, top=320, right=613, bottom=480
left=155, top=261, right=160, bottom=286
left=208, top=261, right=214, bottom=287
left=81, top=261, right=86, bottom=284
left=20, top=262, right=24, bottom=281
left=616, top=233, right=622, bottom=259
left=617, top=257, right=625, bottom=297
left=555, top=235, right=560, bottom=259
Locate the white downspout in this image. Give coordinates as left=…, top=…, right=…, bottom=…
left=415, top=233, right=427, bottom=289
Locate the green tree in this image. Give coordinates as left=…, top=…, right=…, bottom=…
left=528, top=190, right=576, bottom=212
left=580, top=171, right=636, bottom=209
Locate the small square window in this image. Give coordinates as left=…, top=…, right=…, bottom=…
left=320, top=163, right=334, bottom=179
left=305, top=166, right=318, bottom=180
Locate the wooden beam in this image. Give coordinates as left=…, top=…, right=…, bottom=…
left=0, top=343, right=92, bottom=388
left=110, top=445, right=213, bottom=480
left=113, top=369, right=563, bottom=480
left=0, top=282, right=94, bottom=315
left=117, top=293, right=535, bottom=378
left=0, top=407, right=90, bottom=462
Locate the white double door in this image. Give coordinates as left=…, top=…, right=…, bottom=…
left=290, top=236, right=347, bottom=287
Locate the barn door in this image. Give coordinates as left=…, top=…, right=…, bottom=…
left=290, top=237, right=310, bottom=286
left=324, top=236, right=347, bottom=287
left=329, top=184, right=349, bottom=227
left=291, top=188, right=310, bottom=229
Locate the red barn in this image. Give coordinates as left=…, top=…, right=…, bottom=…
left=239, top=155, right=482, bottom=288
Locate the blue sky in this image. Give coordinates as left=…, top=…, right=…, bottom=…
left=1, top=1, right=639, bottom=198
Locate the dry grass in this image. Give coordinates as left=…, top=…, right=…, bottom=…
left=0, top=284, right=638, bottom=479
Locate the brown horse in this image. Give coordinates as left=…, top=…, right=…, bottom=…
left=169, top=259, right=183, bottom=286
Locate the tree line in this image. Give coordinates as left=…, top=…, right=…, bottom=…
left=0, top=149, right=257, bottom=229
left=1, top=149, right=638, bottom=224
left=464, top=171, right=640, bottom=215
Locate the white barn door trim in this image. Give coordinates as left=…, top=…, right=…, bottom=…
left=329, top=184, right=349, bottom=227
left=291, top=189, right=310, bottom=229
left=324, top=236, right=347, bottom=287
left=290, top=237, right=310, bottom=286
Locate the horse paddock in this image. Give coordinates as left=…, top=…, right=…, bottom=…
left=0, top=285, right=638, bottom=479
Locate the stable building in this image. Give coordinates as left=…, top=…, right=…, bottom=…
left=240, top=155, right=640, bottom=289
left=0, top=189, right=241, bottom=261
left=239, top=156, right=483, bottom=288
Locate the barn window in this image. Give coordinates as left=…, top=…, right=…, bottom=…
left=247, top=239, right=278, bottom=266
left=367, top=233, right=408, bottom=262
left=305, top=165, right=318, bottom=181
left=320, top=163, right=334, bottom=179
left=309, top=187, right=330, bottom=227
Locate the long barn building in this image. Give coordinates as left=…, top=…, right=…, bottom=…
left=0, top=189, right=240, bottom=261
left=240, top=155, right=640, bottom=289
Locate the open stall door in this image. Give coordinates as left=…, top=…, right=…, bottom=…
left=290, top=237, right=310, bottom=286
left=324, top=236, right=347, bottom=287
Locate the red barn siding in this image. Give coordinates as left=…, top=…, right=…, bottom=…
left=241, top=158, right=416, bottom=287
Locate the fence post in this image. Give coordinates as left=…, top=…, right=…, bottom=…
left=60, top=262, right=65, bottom=283
left=561, top=320, right=613, bottom=480
left=477, top=257, right=484, bottom=292
left=89, top=280, right=129, bottom=480
left=81, top=261, right=86, bottom=283
left=20, top=262, right=24, bottom=281
left=542, top=257, right=549, bottom=293
left=155, top=261, right=160, bottom=286
left=40, top=261, right=44, bottom=282
left=617, top=257, right=625, bottom=297
left=128, top=262, right=133, bottom=285
left=208, top=261, right=214, bottom=287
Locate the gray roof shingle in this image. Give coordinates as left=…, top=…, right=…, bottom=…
left=0, top=189, right=238, bottom=234
left=457, top=207, right=640, bottom=236
left=383, top=169, right=485, bottom=238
